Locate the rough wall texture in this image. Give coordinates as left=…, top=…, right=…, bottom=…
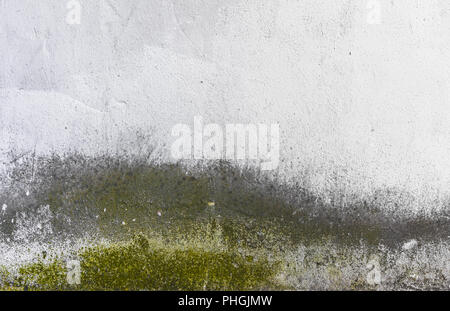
left=2, top=0, right=450, bottom=209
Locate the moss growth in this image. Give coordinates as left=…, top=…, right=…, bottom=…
left=18, top=258, right=67, bottom=290
left=1, top=155, right=449, bottom=291
left=6, top=232, right=281, bottom=291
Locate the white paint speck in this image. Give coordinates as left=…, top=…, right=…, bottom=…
left=402, top=239, right=418, bottom=251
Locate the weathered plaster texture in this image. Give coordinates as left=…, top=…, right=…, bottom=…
left=2, top=1, right=450, bottom=209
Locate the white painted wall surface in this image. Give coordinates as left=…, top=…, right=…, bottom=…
left=1, top=0, right=450, bottom=208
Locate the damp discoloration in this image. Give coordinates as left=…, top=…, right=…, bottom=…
left=0, top=155, right=449, bottom=290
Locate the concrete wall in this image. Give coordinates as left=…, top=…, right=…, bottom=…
left=2, top=0, right=450, bottom=208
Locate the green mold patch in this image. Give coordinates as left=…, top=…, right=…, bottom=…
left=4, top=231, right=282, bottom=291
left=1, top=154, right=449, bottom=291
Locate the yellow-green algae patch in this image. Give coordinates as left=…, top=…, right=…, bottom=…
left=3, top=229, right=283, bottom=291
